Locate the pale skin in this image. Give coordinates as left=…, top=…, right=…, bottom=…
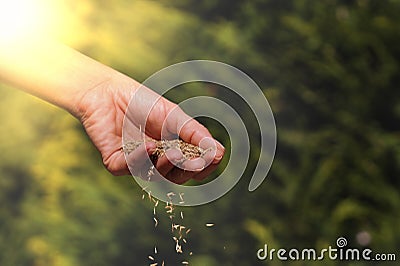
left=0, top=35, right=224, bottom=184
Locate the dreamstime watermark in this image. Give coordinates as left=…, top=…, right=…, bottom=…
left=122, top=60, right=276, bottom=206
left=257, top=237, right=396, bottom=262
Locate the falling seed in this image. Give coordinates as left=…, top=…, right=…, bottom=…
left=173, top=224, right=180, bottom=233
left=147, top=165, right=155, bottom=179
left=148, top=255, right=154, bottom=261
left=180, top=211, right=184, bottom=219
left=189, top=252, right=193, bottom=256
left=186, top=228, right=191, bottom=235
left=176, top=242, right=183, bottom=253
left=183, top=238, right=187, bottom=243
left=179, top=193, right=185, bottom=204
left=154, top=246, right=157, bottom=254
left=153, top=217, right=158, bottom=227
left=206, top=223, right=215, bottom=227
left=165, top=205, right=174, bottom=214
left=179, top=226, right=185, bottom=235
left=182, top=261, right=189, bottom=265
left=142, top=194, right=145, bottom=200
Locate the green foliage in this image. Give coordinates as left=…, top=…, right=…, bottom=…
left=1, top=0, right=399, bottom=265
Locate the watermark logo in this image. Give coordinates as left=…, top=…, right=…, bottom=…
left=336, top=237, right=348, bottom=248
left=257, top=237, right=396, bottom=262
left=122, top=60, right=276, bottom=206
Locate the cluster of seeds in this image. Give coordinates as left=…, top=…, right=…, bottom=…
left=123, top=139, right=213, bottom=166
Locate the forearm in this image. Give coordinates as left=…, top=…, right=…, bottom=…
left=0, top=36, right=132, bottom=117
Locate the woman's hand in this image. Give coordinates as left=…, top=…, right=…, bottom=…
left=0, top=36, right=224, bottom=184
left=75, top=73, right=224, bottom=184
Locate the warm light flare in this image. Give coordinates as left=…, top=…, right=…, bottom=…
left=0, top=0, right=89, bottom=48
left=0, top=0, right=64, bottom=42
left=0, top=0, right=75, bottom=95
left=0, top=0, right=40, bottom=39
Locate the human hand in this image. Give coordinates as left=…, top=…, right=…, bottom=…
left=0, top=36, right=224, bottom=184
left=75, top=73, right=225, bottom=184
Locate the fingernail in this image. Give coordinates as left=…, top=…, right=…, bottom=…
left=215, top=155, right=223, bottom=161
left=215, top=139, right=225, bottom=150
left=194, top=166, right=205, bottom=171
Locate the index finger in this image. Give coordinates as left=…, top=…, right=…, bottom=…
left=163, top=106, right=225, bottom=162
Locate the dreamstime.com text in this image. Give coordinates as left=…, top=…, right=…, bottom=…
left=257, top=237, right=396, bottom=262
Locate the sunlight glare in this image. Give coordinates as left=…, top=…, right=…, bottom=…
left=0, top=0, right=56, bottom=41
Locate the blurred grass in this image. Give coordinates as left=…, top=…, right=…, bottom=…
left=0, top=0, right=399, bottom=265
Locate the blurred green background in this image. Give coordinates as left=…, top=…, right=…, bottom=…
left=1, top=0, right=399, bottom=265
